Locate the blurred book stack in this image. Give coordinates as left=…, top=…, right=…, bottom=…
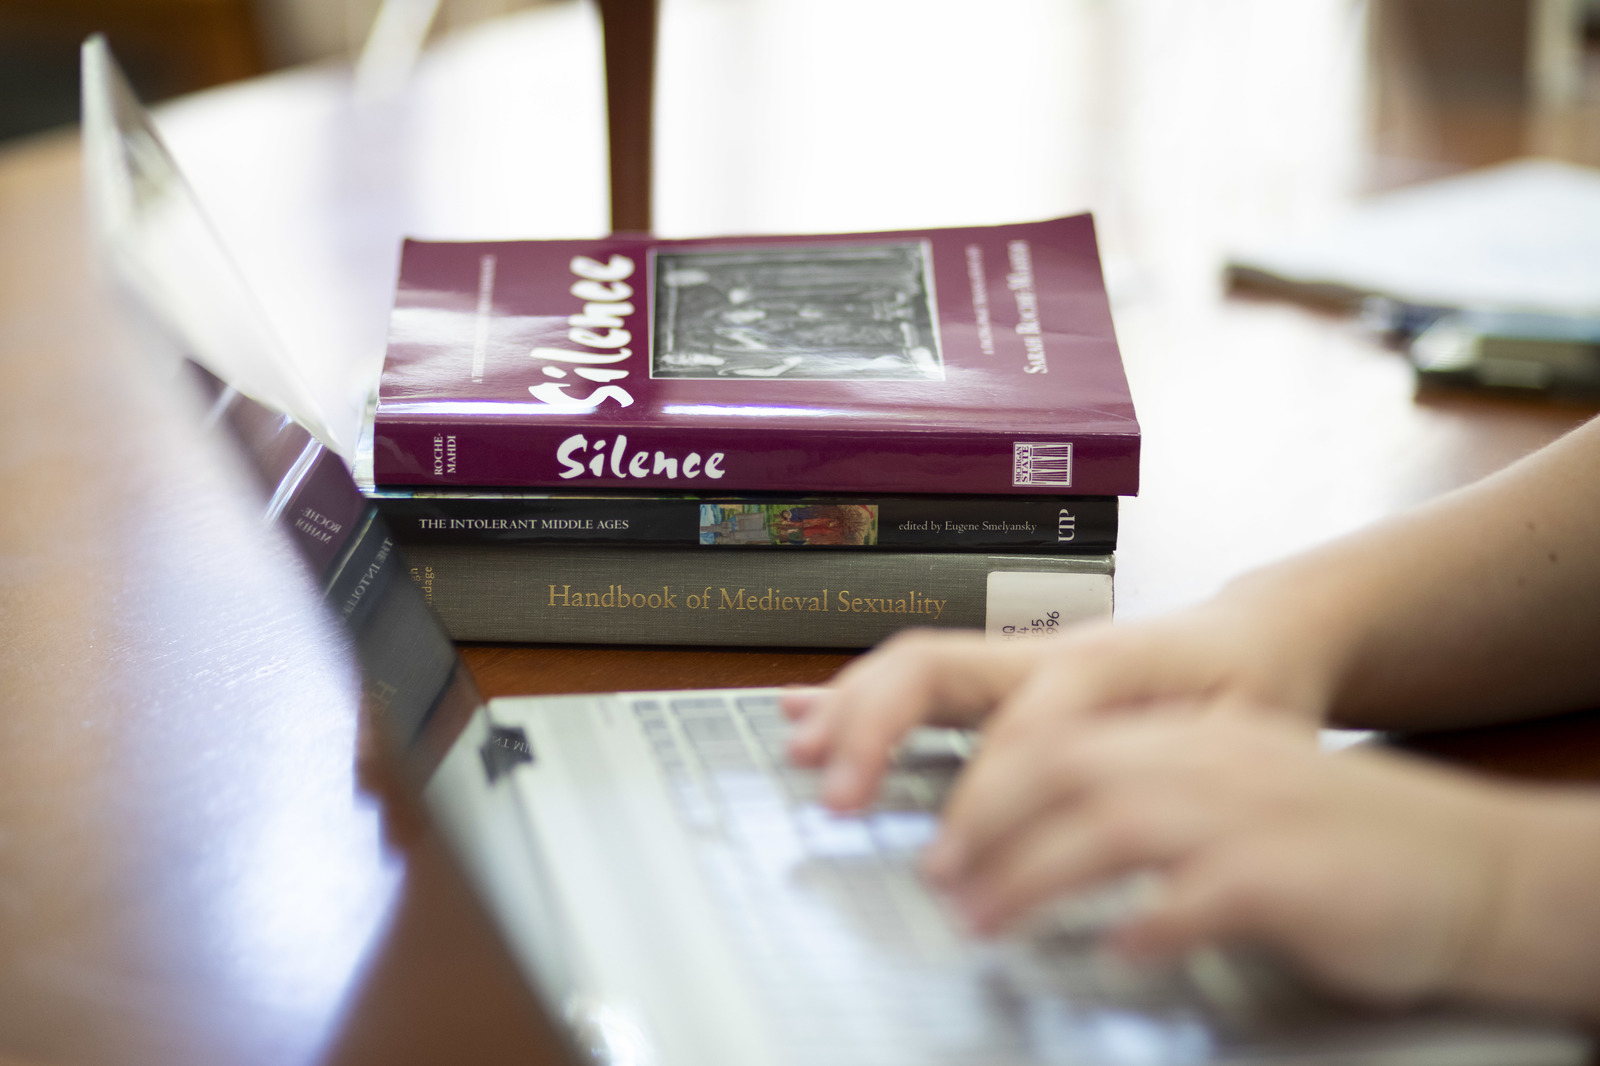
left=361, top=215, right=1140, bottom=648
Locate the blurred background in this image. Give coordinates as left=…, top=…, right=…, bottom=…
left=0, top=0, right=532, bottom=141
left=1370, top=0, right=1600, bottom=177
left=4, top=0, right=1599, bottom=175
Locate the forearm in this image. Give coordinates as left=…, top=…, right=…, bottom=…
left=1215, top=416, right=1600, bottom=730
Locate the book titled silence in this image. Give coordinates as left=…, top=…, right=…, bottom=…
left=405, top=546, right=1112, bottom=648
left=371, top=214, right=1139, bottom=496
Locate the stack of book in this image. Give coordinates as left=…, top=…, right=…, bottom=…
left=361, top=215, right=1139, bottom=648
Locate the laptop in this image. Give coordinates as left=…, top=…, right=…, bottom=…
left=80, top=36, right=1592, bottom=1066
left=429, top=688, right=1591, bottom=1066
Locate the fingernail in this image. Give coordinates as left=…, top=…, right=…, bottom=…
left=950, top=886, right=995, bottom=935
left=787, top=714, right=826, bottom=756
left=1106, top=926, right=1159, bottom=964
left=791, top=710, right=824, bottom=741
left=780, top=689, right=818, bottom=720
left=821, top=760, right=859, bottom=807
left=921, top=835, right=963, bottom=881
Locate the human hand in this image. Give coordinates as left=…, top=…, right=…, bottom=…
left=922, top=709, right=1539, bottom=1006
left=785, top=596, right=1344, bottom=811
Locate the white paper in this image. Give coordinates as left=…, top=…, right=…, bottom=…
left=1230, top=159, right=1600, bottom=317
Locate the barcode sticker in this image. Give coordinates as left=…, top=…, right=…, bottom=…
left=1013, top=442, right=1072, bottom=487
left=986, top=571, right=1112, bottom=640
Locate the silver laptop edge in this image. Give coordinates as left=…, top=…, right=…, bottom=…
left=431, top=694, right=783, bottom=1066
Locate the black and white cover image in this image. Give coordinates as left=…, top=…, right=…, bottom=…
left=651, top=241, right=943, bottom=381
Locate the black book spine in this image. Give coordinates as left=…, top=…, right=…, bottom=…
left=403, top=545, right=1113, bottom=648
left=190, top=361, right=469, bottom=749
left=377, top=495, right=1117, bottom=552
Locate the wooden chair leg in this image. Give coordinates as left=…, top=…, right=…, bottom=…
left=596, top=0, right=659, bottom=233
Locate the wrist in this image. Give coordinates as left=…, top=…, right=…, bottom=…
left=1205, top=563, right=1364, bottom=726
left=1449, top=787, right=1600, bottom=1019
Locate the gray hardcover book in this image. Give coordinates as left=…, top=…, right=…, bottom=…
left=404, top=546, right=1113, bottom=647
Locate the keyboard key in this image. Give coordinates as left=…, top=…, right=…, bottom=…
left=878, top=773, right=936, bottom=811
left=869, top=811, right=938, bottom=853
left=670, top=782, right=719, bottom=831
left=691, top=739, right=756, bottom=770
left=671, top=696, right=733, bottom=716
left=711, top=769, right=783, bottom=809
left=794, top=805, right=878, bottom=858
left=780, top=769, right=823, bottom=804
left=681, top=716, right=740, bottom=743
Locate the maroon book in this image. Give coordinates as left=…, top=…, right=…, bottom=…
left=371, top=215, right=1139, bottom=495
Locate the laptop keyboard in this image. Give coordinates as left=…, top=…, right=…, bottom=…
left=629, top=692, right=1228, bottom=1066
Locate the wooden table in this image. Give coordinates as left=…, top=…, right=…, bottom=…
left=2, top=4, right=1597, bottom=1064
